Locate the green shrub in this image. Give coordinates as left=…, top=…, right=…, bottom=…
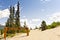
left=19, top=28, right=30, bottom=33
left=46, top=22, right=60, bottom=29
left=7, top=30, right=15, bottom=34
left=20, top=28, right=26, bottom=33
left=46, top=25, right=51, bottom=29
left=0, top=29, right=3, bottom=35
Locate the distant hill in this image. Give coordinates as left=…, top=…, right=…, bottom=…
left=0, top=24, right=4, bottom=29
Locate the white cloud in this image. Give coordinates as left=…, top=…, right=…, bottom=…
left=21, top=19, right=28, bottom=23
left=29, top=19, right=40, bottom=28
left=46, top=12, right=60, bottom=25
left=20, top=18, right=41, bottom=29
left=0, top=9, right=10, bottom=19
left=31, top=19, right=40, bottom=22
left=49, top=12, right=60, bottom=22
left=20, top=19, right=29, bottom=26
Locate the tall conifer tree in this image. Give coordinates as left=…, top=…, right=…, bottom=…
left=9, top=6, right=14, bottom=27
left=6, top=6, right=15, bottom=27
left=6, top=2, right=20, bottom=28
left=15, top=2, right=20, bottom=28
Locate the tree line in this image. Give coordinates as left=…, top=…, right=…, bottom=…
left=39, top=21, right=60, bottom=31
left=5, top=2, right=20, bottom=28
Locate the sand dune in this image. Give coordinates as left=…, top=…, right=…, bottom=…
left=2, top=26, right=60, bottom=40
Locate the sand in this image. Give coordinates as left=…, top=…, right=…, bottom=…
left=2, top=26, right=60, bottom=40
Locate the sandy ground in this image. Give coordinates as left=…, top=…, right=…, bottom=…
left=2, top=26, right=60, bottom=40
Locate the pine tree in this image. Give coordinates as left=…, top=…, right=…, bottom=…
left=12, top=7, right=15, bottom=27
left=9, top=6, right=14, bottom=27
left=5, top=6, right=12, bottom=27
left=5, top=6, right=15, bottom=27
left=15, top=2, right=20, bottom=28
left=41, top=20, right=47, bottom=31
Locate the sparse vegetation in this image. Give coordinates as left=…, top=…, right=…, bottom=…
left=46, top=22, right=60, bottom=29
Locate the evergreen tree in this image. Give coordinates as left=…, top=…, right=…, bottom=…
left=15, top=2, right=20, bottom=28
left=41, top=20, right=47, bottom=31
left=5, top=6, right=15, bottom=27
left=12, top=6, right=15, bottom=27
left=5, top=6, right=12, bottom=27
left=9, top=6, right=14, bottom=27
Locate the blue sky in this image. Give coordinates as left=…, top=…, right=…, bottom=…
left=0, top=0, right=60, bottom=28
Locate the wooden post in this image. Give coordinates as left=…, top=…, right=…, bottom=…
left=27, top=30, right=29, bottom=36
left=4, top=31, right=6, bottom=40
left=4, top=27, right=8, bottom=40
left=26, top=28, right=29, bottom=36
